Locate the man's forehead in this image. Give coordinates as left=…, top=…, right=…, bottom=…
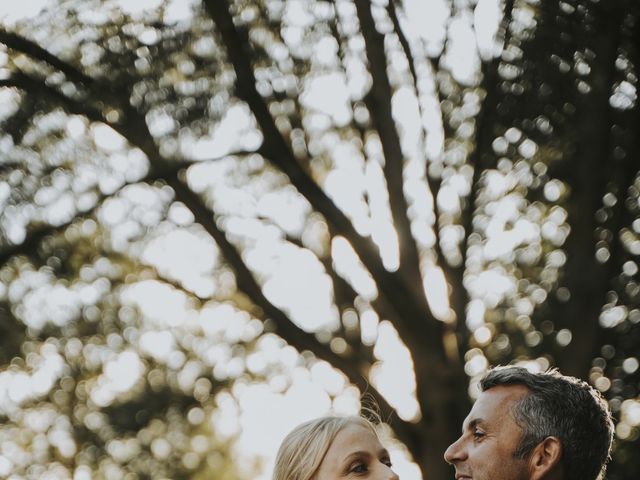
left=464, top=384, right=529, bottom=425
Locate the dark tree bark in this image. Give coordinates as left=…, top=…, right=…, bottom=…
left=545, top=2, right=626, bottom=380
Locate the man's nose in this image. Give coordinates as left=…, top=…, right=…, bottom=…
left=444, top=436, right=467, bottom=464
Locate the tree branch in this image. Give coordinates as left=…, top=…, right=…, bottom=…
left=324, top=4, right=423, bottom=355
left=0, top=73, right=105, bottom=124
left=384, top=0, right=448, bottom=265
left=68, top=65, right=428, bottom=451
left=165, top=172, right=424, bottom=454
left=453, top=0, right=515, bottom=351
left=204, top=0, right=449, bottom=354
left=385, top=0, right=470, bottom=341
left=0, top=28, right=95, bottom=87
left=353, top=0, right=427, bottom=305
left=460, top=0, right=515, bottom=264
left=0, top=162, right=189, bottom=265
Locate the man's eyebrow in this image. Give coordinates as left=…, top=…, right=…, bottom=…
left=462, top=418, right=484, bottom=434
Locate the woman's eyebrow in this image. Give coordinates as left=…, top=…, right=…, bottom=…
left=342, top=450, right=369, bottom=463
left=342, top=448, right=390, bottom=463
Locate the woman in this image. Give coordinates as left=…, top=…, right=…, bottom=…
left=272, top=415, right=400, bottom=480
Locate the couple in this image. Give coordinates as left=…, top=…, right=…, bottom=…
left=272, top=366, right=614, bottom=480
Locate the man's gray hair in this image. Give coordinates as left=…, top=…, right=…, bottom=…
left=480, top=366, right=614, bottom=480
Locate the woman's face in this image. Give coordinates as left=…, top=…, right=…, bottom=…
left=313, top=423, right=399, bottom=479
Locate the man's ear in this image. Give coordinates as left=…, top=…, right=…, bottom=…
left=528, top=436, right=562, bottom=480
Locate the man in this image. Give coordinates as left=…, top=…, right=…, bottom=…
left=444, top=366, right=614, bottom=480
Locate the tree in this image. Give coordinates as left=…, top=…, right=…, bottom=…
left=0, top=0, right=638, bottom=479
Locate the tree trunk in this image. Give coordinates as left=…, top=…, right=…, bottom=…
left=552, top=2, right=624, bottom=379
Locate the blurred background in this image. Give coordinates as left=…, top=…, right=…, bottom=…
left=0, top=0, right=638, bottom=478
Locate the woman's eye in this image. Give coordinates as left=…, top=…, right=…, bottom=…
left=381, top=458, right=393, bottom=468
left=350, top=463, right=367, bottom=473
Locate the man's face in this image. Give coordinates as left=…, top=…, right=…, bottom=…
left=444, top=385, right=532, bottom=480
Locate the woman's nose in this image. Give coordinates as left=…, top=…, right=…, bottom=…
left=378, top=462, right=400, bottom=480
left=386, top=466, right=399, bottom=480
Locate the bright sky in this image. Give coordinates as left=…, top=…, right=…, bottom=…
left=0, top=0, right=196, bottom=24
left=0, top=1, right=519, bottom=479
left=0, top=1, right=49, bottom=25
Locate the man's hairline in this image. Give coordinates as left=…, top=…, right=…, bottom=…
left=481, top=382, right=537, bottom=443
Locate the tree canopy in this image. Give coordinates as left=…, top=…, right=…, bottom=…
left=0, top=0, right=639, bottom=479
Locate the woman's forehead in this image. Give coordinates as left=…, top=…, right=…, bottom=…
left=332, top=422, right=383, bottom=449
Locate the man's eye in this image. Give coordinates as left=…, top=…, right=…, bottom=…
left=473, top=429, right=485, bottom=439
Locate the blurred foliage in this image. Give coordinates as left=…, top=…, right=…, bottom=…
left=0, top=214, right=267, bottom=478
left=0, top=0, right=639, bottom=479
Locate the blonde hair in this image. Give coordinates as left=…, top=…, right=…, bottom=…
left=272, top=415, right=380, bottom=480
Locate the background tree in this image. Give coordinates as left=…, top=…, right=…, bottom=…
left=0, top=0, right=638, bottom=479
